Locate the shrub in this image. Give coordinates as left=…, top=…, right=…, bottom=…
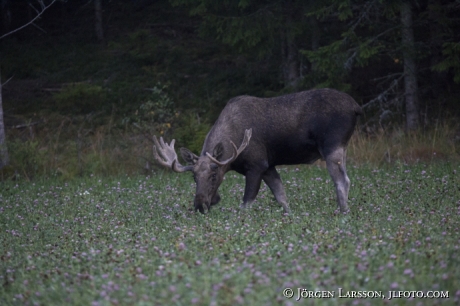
left=122, top=83, right=175, bottom=137
left=53, top=83, right=111, bottom=114
left=5, top=139, right=47, bottom=180
left=172, top=112, right=211, bottom=155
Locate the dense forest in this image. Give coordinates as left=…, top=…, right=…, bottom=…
left=1, top=0, right=460, bottom=178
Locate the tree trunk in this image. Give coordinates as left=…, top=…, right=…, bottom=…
left=309, top=15, right=320, bottom=72
left=284, top=37, right=299, bottom=87
left=0, top=71, right=9, bottom=169
left=400, top=1, right=420, bottom=131
left=281, top=0, right=299, bottom=88
left=94, top=0, right=104, bottom=42
left=428, top=0, right=448, bottom=97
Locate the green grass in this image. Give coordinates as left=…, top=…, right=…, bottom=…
left=0, top=163, right=459, bottom=305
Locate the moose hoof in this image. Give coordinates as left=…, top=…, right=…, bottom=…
left=240, top=202, right=252, bottom=210
left=334, top=207, right=350, bottom=217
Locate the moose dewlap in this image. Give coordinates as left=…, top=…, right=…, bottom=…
left=153, top=88, right=362, bottom=214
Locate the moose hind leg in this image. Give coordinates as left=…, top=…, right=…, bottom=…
left=325, top=147, right=350, bottom=213
left=262, top=167, right=291, bottom=214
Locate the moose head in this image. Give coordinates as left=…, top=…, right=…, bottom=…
left=153, top=129, right=252, bottom=213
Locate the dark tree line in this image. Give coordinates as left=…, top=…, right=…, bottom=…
left=1, top=0, right=460, bottom=133
left=170, top=0, right=460, bottom=131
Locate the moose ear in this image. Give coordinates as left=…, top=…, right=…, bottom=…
left=180, top=148, right=199, bottom=165
left=212, top=143, right=224, bottom=161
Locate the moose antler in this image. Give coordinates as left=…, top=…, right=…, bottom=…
left=153, top=136, right=193, bottom=173
left=206, top=128, right=252, bottom=166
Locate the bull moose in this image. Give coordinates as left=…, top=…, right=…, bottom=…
left=153, top=88, right=362, bottom=214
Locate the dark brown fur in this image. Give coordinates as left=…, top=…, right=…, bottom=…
left=158, top=88, right=362, bottom=213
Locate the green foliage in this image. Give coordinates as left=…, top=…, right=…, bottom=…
left=53, top=83, right=112, bottom=114
left=302, top=0, right=403, bottom=93
left=336, top=0, right=353, bottom=21
left=170, top=0, right=304, bottom=61
left=109, top=29, right=158, bottom=64
left=237, top=0, right=250, bottom=9
left=122, top=83, right=175, bottom=136
left=302, top=41, right=352, bottom=91
left=433, top=42, right=460, bottom=83
left=2, top=0, right=460, bottom=181
left=172, top=112, right=211, bottom=155
left=356, top=41, right=381, bottom=64
left=6, top=140, right=46, bottom=179
left=0, top=164, right=459, bottom=304
left=307, top=0, right=352, bottom=20
left=200, top=10, right=278, bottom=58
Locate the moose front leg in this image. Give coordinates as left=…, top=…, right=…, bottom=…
left=325, top=147, right=350, bottom=213
left=262, top=167, right=291, bottom=214
left=241, top=171, right=263, bottom=209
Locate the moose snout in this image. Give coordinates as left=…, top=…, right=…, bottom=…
left=194, top=194, right=210, bottom=214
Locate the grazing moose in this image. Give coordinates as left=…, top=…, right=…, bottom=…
left=153, top=88, right=362, bottom=214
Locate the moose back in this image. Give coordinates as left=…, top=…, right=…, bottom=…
left=153, top=88, right=362, bottom=214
